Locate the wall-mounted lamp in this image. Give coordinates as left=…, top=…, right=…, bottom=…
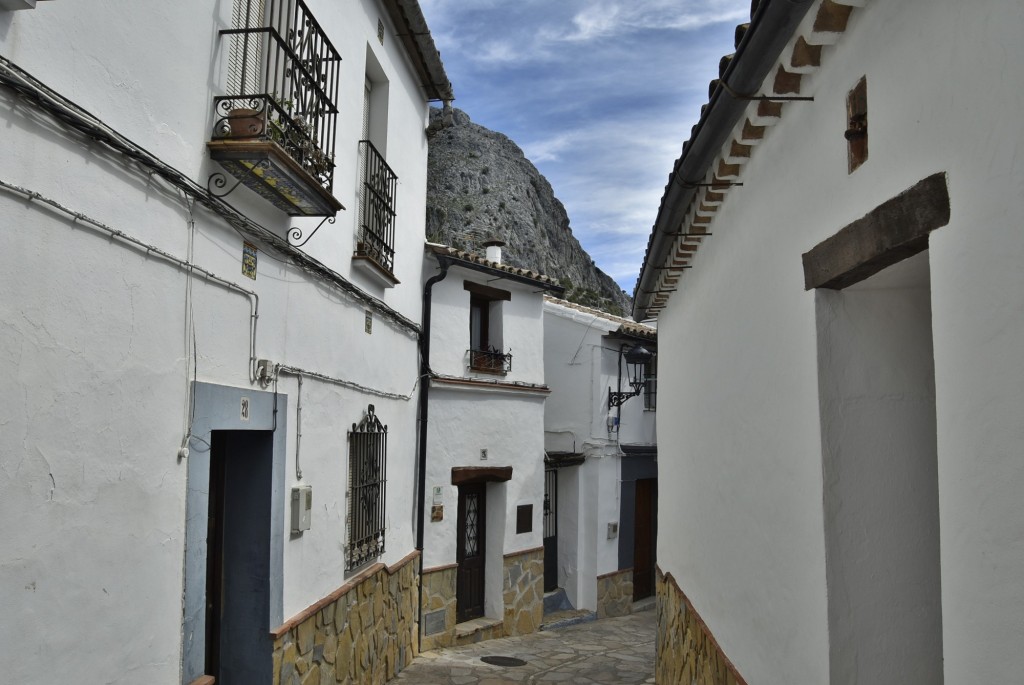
left=608, top=344, right=653, bottom=408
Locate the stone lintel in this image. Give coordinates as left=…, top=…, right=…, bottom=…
left=802, top=172, right=950, bottom=290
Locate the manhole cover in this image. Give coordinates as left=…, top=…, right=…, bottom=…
left=481, top=655, right=527, bottom=667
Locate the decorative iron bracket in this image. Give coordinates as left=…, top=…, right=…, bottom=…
left=608, top=387, right=642, bottom=408
left=289, top=215, right=336, bottom=248
left=206, top=159, right=272, bottom=199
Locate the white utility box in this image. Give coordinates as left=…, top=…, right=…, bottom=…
left=291, top=485, right=312, bottom=533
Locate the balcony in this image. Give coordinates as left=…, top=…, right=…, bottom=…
left=468, top=347, right=512, bottom=375
left=207, top=0, right=343, bottom=217
left=352, top=140, right=399, bottom=286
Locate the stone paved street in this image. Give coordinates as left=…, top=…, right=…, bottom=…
left=394, top=611, right=656, bottom=684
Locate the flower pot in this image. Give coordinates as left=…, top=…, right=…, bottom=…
left=227, top=108, right=264, bottom=138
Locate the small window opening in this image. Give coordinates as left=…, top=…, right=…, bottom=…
left=846, top=76, right=868, bottom=173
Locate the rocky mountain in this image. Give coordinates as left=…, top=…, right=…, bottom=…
left=426, top=107, right=631, bottom=317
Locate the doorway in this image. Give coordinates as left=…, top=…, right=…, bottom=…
left=456, top=483, right=486, bottom=622
left=543, top=469, right=558, bottom=592
left=632, top=478, right=657, bottom=601
left=206, top=430, right=274, bottom=684
left=816, top=251, right=943, bottom=683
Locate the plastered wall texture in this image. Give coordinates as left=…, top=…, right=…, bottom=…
left=597, top=568, right=634, bottom=619
left=656, top=570, right=746, bottom=685
left=271, top=554, right=419, bottom=685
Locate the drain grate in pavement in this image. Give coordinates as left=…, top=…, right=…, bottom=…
left=481, top=655, right=527, bottom=667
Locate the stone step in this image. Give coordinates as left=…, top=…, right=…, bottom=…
left=540, top=608, right=597, bottom=631
left=543, top=587, right=574, bottom=615
left=453, top=616, right=504, bottom=646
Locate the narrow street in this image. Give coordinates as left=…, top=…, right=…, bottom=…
left=394, top=611, right=656, bottom=684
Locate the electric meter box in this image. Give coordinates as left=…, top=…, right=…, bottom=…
left=291, top=485, right=312, bottom=533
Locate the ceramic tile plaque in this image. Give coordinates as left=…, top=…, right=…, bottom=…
left=242, top=241, right=257, bottom=280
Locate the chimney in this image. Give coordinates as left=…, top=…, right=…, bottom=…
left=482, top=238, right=505, bottom=265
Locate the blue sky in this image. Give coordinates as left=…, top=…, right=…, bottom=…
left=418, top=0, right=751, bottom=292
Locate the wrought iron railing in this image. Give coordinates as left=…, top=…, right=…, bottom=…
left=356, top=140, right=398, bottom=274
left=212, top=0, right=341, bottom=190
left=468, top=347, right=512, bottom=374
left=346, top=404, right=387, bottom=571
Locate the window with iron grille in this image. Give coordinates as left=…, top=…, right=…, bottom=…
left=346, top=404, right=387, bottom=571
left=643, top=354, right=657, bottom=411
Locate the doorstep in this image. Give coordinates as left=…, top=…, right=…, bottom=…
left=454, top=616, right=504, bottom=646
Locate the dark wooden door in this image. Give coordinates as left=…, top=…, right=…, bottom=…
left=456, top=483, right=486, bottom=622
left=633, top=478, right=658, bottom=601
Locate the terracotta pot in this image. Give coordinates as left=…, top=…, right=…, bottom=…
left=227, top=108, right=264, bottom=138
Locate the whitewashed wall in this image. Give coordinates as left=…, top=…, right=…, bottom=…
left=0, top=1, right=436, bottom=682
left=543, top=300, right=656, bottom=609
left=655, top=0, right=1024, bottom=682
left=422, top=391, right=546, bottom=568
left=427, top=261, right=546, bottom=383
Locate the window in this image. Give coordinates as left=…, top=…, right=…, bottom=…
left=643, top=353, right=657, bottom=411
left=846, top=76, right=868, bottom=173
left=354, top=52, right=398, bottom=279
left=346, top=404, right=387, bottom=571
left=465, top=281, right=512, bottom=373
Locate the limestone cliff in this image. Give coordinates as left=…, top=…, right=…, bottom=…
left=426, top=108, right=631, bottom=317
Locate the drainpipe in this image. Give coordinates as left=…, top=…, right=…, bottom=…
left=416, top=254, right=451, bottom=652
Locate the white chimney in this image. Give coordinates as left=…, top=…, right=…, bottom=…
left=483, top=238, right=505, bottom=264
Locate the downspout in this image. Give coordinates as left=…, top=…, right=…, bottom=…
left=416, top=255, right=451, bottom=652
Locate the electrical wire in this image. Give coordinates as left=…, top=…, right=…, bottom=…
left=0, top=55, right=420, bottom=338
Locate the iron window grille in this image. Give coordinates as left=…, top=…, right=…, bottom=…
left=468, top=347, right=512, bottom=374
left=355, top=140, right=398, bottom=274
left=346, top=404, right=387, bottom=571
left=212, top=0, right=342, bottom=190
left=643, top=355, right=657, bottom=411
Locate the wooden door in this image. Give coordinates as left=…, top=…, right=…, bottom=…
left=456, top=483, right=486, bottom=622
left=633, top=478, right=658, bottom=601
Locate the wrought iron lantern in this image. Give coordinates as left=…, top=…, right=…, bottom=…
left=608, top=345, right=653, bottom=408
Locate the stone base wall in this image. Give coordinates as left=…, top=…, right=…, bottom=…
left=656, top=568, right=747, bottom=685
left=419, top=564, right=457, bottom=652
left=419, top=547, right=543, bottom=650
left=502, top=546, right=544, bottom=636
left=597, top=568, right=634, bottom=618
left=271, top=552, right=419, bottom=685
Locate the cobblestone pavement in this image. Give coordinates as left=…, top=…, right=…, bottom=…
left=394, top=611, right=656, bottom=684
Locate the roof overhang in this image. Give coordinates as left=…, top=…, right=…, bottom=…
left=632, top=0, right=815, bottom=320
left=380, top=0, right=455, bottom=102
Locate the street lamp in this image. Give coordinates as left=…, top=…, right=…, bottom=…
left=608, top=344, right=653, bottom=408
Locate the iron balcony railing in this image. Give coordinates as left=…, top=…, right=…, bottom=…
left=212, top=0, right=341, bottom=190
left=468, top=347, right=512, bottom=374
left=356, top=140, right=398, bottom=274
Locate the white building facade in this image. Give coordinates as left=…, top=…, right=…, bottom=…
left=633, top=0, right=1024, bottom=683
left=418, top=242, right=563, bottom=649
left=0, top=1, right=451, bottom=683
left=543, top=298, right=657, bottom=618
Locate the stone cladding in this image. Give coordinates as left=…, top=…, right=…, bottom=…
left=420, top=564, right=458, bottom=651
left=502, top=546, right=545, bottom=637
left=270, top=551, right=419, bottom=685
left=418, top=547, right=544, bottom=651
left=597, top=568, right=634, bottom=618
left=656, top=568, right=747, bottom=685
